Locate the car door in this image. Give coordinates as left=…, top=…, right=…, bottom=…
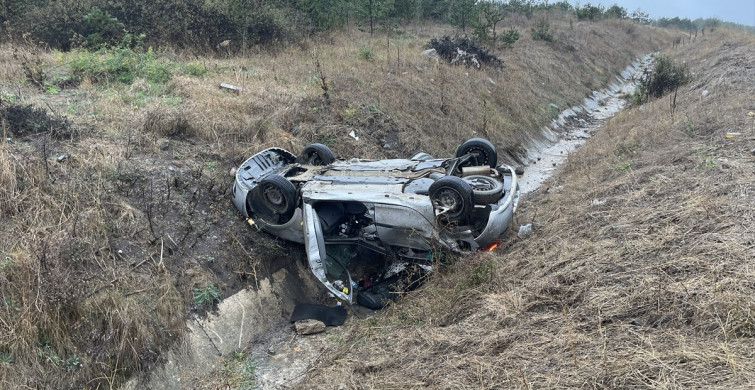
left=373, top=203, right=435, bottom=251
left=302, top=203, right=354, bottom=303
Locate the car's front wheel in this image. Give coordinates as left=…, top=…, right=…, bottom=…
left=251, top=174, right=297, bottom=224
left=429, top=176, right=474, bottom=223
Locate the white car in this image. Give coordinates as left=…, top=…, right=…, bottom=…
left=232, top=138, right=519, bottom=306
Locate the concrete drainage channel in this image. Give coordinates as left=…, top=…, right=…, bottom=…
left=126, top=55, right=653, bottom=390
left=123, top=261, right=325, bottom=390
left=519, top=54, right=652, bottom=194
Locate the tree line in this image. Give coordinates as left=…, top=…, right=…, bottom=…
left=0, top=0, right=740, bottom=52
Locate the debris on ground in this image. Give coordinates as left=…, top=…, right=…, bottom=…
left=426, top=36, right=502, bottom=69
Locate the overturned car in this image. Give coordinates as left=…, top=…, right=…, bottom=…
left=232, top=138, right=519, bottom=307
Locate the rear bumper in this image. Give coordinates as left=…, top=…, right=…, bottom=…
left=475, top=165, right=519, bottom=247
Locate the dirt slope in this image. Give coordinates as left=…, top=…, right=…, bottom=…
left=293, top=29, right=755, bottom=390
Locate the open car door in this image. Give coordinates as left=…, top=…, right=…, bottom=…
left=302, top=203, right=354, bottom=303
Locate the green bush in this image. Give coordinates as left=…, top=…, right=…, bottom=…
left=357, top=46, right=375, bottom=61
left=82, top=7, right=127, bottom=49
left=576, top=4, right=604, bottom=20
left=636, top=55, right=691, bottom=101
left=498, top=27, right=520, bottom=48
left=530, top=19, right=554, bottom=42
left=70, top=47, right=173, bottom=85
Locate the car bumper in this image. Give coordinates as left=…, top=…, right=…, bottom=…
left=474, top=165, right=520, bottom=248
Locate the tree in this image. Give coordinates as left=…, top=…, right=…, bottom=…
left=295, top=0, right=349, bottom=30
left=449, top=0, right=478, bottom=32
left=353, top=0, right=395, bottom=35
left=576, top=3, right=604, bottom=20
left=630, top=8, right=651, bottom=24
left=478, top=0, right=505, bottom=36
left=392, top=0, right=421, bottom=21
left=604, top=4, right=627, bottom=19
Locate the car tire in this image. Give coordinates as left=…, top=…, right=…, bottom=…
left=298, top=143, right=335, bottom=165
left=463, top=175, right=504, bottom=204
left=252, top=174, right=297, bottom=224
left=410, top=151, right=434, bottom=161
left=429, top=176, right=474, bottom=222
left=456, top=138, right=497, bottom=168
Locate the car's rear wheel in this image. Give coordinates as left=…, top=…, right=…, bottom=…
left=298, top=143, right=335, bottom=165
left=429, top=176, right=474, bottom=223
left=410, top=151, right=434, bottom=161
left=456, top=138, right=497, bottom=168
left=463, top=175, right=504, bottom=204
left=252, top=174, right=297, bottom=224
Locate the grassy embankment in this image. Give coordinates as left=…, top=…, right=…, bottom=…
left=295, top=28, right=755, bottom=390
left=0, top=10, right=680, bottom=389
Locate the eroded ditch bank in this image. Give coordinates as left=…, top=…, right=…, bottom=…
left=126, top=54, right=654, bottom=390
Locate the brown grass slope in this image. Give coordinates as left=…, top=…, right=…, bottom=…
left=0, top=13, right=680, bottom=389
left=294, top=30, right=755, bottom=389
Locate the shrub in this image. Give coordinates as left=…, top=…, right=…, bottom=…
left=70, top=47, right=173, bottom=85
left=530, top=19, right=554, bottom=42
left=82, top=7, right=127, bottom=49
left=636, top=55, right=691, bottom=100
left=576, top=3, right=604, bottom=20
left=357, top=46, right=375, bottom=61
left=498, top=27, right=520, bottom=48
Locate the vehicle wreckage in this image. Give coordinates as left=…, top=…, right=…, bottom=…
left=232, top=138, right=519, bottom=308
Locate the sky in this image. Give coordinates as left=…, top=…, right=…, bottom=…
left=568, top=0, right=755, bottom=26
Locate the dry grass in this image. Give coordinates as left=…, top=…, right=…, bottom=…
left=294, top=29, right=755, bottom=389
left=0, top=13, right=692, bottom=389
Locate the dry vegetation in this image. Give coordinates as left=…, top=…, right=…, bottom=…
left=0, top=8, right=725, bottom=389
left=294, top=29, right=755, bottom=389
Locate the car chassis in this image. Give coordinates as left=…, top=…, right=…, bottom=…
left=232, top=139, right=519, bottom=305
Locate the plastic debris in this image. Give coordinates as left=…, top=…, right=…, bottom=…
left=518, top=224, right=533, bottom=237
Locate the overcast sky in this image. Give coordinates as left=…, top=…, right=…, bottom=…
left=567, top=0, right=755, bottom=26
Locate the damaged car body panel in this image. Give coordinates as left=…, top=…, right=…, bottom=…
left=232, top=139, right=519, bottom=304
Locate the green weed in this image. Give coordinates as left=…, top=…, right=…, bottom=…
left=181, top=62, right=209, bottom=77
left=357, top=46, right=375, bottom=61
left=193, top=283, right=221, bottom=308
left=614, top=161, right=633, bottom=171
left=1, top=351, right=13, bottom=364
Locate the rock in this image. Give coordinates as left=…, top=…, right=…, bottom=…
left=514, top=166, right=525, bottom=175
left=229, top=167, right=237, bottom=177
left=294, top=319, right=326, bottom=335
left=421, top=48, right=440, bottom=62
